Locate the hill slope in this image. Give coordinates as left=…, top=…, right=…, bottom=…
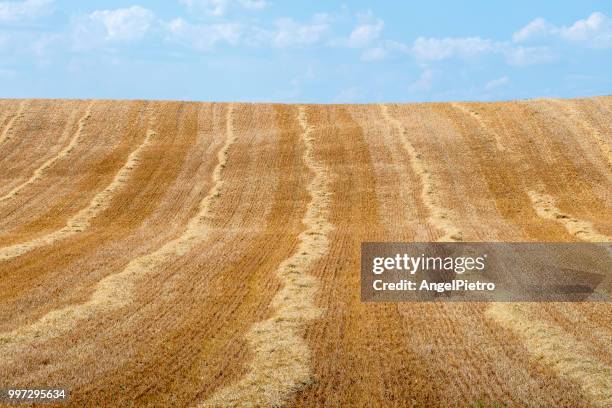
left=0, top=98, right=610, bottom=407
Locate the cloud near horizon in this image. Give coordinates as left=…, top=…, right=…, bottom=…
left=0, top=1, right=610, bottom=102
left=514, top=12, right=612, bottom=48
left=16, top=3, right=610, bottom=60
left=0, top=0, right=53, bottom=22
left=178, top=0, right=268, bottom=16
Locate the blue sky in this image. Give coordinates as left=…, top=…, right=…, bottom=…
left=0, top=0, right=611, bottom=102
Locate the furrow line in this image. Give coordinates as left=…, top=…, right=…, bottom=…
left=0, top=100, right=27, bottom=145
left=452, top=102, right=506, bottom=152
left=0, top=104, right=237, bottom=347
left=0, top=102, right=94, bottom=202
left=550, top=99, right=612, bottom=167
left=200, top=105, right=333, bottom=407
left=448, top=103, right=612, bottom=405
left=0, top=111, right=156, bottom=262
left=380, top=104, right=462, bottom=241
left=487, top=191, right=611, bottom=406
left=528, top=191, right=611, bottom=242
left=485, top=304, right=612, bottom=407
left=529, top=189, right=611, bottom=295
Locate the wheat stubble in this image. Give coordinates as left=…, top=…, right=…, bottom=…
left=446, top=101, right=610, bottom=407
left=0, top=102, right=93, bottom=203
left=0, top=98, right=609, bottom=408
left=201, top=105, right=332, bottom=407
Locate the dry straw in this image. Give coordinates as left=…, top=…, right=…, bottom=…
left=201, top=105, right=333, bottom=407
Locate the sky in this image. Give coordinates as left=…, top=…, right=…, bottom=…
left=0, top=0, right=611, bottom=103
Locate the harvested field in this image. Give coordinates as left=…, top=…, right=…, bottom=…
left=0, top=97, right=610, bottom=407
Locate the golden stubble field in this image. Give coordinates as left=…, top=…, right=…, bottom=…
left=0, top=97, right=610, bottom=407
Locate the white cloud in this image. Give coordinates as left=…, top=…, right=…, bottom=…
left=409, top=69, right=434, bottom=91
left=411, top=36, right=555, bottom=66
left=562, top=12, right=611, bottom=45
left=167, top=18, right=241, bottom=50
left=361, top=47, right=387, bottom=61
left=361, top=40, right=409, bottom=61
left=485, top=76, right=509, bottom=90
left=179, top=0, right=267, bottom=16
left=164, top=13, right=330, bottom=50
left=502, top=45, right=555, bottom=66
left=347, top=18, right=384, bottom=47
left=412, top=36, right=494, bottom=61
left=512, top=17, right=554, bottom=42
left=74, top=6, right=155, bottom=47
left=514, top=12, right=612, bottom=48
left=272, top=16, right=329, bottom=47
left=332, top=11, right=384, bottom=48
left=180, top=0, right=226, bottom=16
left=240, top=0, right=267, bottom=10
left=0, top=0, right=53, bottom=22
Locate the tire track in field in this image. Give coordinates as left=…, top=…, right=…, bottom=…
left=0, top=106, right=156, bottom=262
left=201, top=105, right=333, bottom=408
left=0, top=102, right=93, bottom=203
left=0, top=100, right=26, bottom=145
left=549, top=99, right=612, bottom=167
left=380, top=104, right=463, bottom=242
left=0, top=104, right=236, bottom=347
